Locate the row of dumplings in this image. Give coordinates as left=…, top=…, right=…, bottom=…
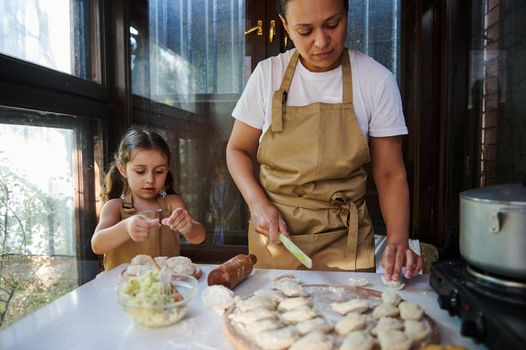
left=230, top=275, right=430, bottom=350
left=331, top=289, right=430, bottom=350
left=229, top=275, right=332, bottom=350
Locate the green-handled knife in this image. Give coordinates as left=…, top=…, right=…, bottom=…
left=279, top=233, right=312, bottom=269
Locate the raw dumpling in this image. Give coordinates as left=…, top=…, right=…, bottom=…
left=229, top=307, right=275, bottom=325
left=280, top=305, right=317, bottom=324
left=201, top=285, right=235, bottom=315
left=166, top=256, right=195, bottom=275
left=335, top=313, right=366, bottom=336
left=331, top=298, right=369, bottom=315
left=289, top=330, right=333, bottom=350
left=275, top=279, right=308, bottom=297
left=399, top=301, right=424, bottom=320
left=254, top=289, right=286, bottom=303
left=255, top=326, right=298, bottom=350
left=272, top=273, right=301, bottom=284
left=382, top=290, right=402, bottom=305
left=377, top=329, right=413, bottom=350
left=130, top=254, right=152, bottom=265
left=348, top=277, right=371, bottom=287
left=381, top=276, right=406, bottom=290
left=235, top=294, right=277, bottom=312
left=154, top=256, right=168, bottom=266
left=278, top=296, right=311, bottom=312
left=372, top=302, right=400, bottom=319
left=371, top=317, right=403, bottom=335
left=340, top=330, right=374, bottom=350
left=295, top=317, right=333, bottom=335
left=246, top=317, right=282, bottom=337
left=404, top=319, right=430, bottom=342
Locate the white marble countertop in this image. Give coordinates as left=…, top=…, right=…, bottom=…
left=0, top=265, right=486, bottom=350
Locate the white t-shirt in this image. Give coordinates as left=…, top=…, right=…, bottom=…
left=232, top=49, right=408, bottom=141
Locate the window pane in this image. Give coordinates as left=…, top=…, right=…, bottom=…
left=0, top=118, right=79, bottom=328
left=131, top=0, right=247, bottom=108
left=0, top=0, right=100, bottom=82
left=130, top=0, right=249, bottom=249
left=347, top=0, right=401, bottom=79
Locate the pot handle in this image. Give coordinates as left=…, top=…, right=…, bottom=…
left=489, top=207, right=526, bottom=233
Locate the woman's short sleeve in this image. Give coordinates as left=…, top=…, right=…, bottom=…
left=232, top=63, right=266, bottom=130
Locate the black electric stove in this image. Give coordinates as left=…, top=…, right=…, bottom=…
left=430, top=260, right=526, bottom=349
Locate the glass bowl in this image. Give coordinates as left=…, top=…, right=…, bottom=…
left=117, top=273, right=198, bottom=327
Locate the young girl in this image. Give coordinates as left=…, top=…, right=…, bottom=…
left=91, top=129, right=205, bottom=271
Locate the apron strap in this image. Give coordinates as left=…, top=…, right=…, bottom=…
left=271, top=51, right=300, bottom=132
left=122, top=191, right=134, bottom=209
left=341, top=49, right=353, bottom=104
left=271, top=49, right=353, bottom=132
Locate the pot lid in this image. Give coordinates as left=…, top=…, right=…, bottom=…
left=460, top=183, right=526, bottom=205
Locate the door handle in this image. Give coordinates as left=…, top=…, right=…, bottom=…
left=245, top=20, right=263, bottom=36
left=269, top=20, right=276, bottom=43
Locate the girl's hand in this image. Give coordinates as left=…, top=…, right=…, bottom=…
left=250, top=201, right=288, bottom=243
left=162, top=208, right=193, bottom=235
left=381, top=242, right=424, bottom=281
left=126, top=215, right=160, bottom=242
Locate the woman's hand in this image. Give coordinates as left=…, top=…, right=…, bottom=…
left=125, top=215, right=160, bottom=242
left=250, top=201, right=288, bottom=243
left=162, top=208, right=193, bottom=235
left=381, top=242, right=424, bottom=281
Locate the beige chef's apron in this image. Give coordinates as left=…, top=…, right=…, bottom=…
left=249, top=49, right=375, bottom=271
left=103, top=192, right=180, bottom=271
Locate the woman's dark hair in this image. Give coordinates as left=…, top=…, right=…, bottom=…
left=279, top=0, right=349, bottom=17
left=101, top=129, right=177, bottom=202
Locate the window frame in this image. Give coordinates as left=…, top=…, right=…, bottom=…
left=0, top=0, right=130, bottom=283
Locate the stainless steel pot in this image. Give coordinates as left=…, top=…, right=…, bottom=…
left=460, top=183, right=526, bottom=280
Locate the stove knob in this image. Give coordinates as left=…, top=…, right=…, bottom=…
left=461, top=311, right=485, bottom=342
left=437, top=290, right=458, bottom=316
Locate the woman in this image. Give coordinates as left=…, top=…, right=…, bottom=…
left=226, top=0, right=422, bottom=281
